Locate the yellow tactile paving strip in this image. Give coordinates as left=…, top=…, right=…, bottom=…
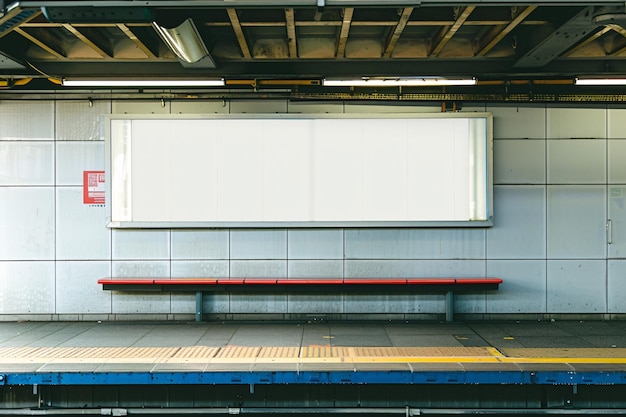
left=1, top=346, right=626, bottom=365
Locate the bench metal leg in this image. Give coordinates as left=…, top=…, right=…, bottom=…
left=195, top=291, right=203, bottom=322
left=445, top=291, right=454, bottom=322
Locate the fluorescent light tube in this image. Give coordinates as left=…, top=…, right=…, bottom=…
left=62, top=79, right=225, bottom=87
left=575, top=77, right=626, bottom=86
left=322, top=77, right=477, bottom=87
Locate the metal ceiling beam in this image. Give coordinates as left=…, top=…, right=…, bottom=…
left=563, top=25, right=612, bottom=56
left=336, top=7, right=353, bottom=58
left=513, top=6, right=598, bottom=68
left=476, top=5, right=536, bottom=57
left=285, top=7, right=297, bottom=58
left=383, top=7, right=413, bottom=58
left=62, top=23, right=109, bottom=57
left=430, top=5, right=475, bottom=57
left=117, top=23, right=156, bottom=58
left=227, top=8, right=251, bottom=58
left=13, top=26, right=65, bottom=58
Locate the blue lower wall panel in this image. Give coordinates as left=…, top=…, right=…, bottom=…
left=2, top=371, right=626, bottom=386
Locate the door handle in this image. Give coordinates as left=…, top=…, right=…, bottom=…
left=607, top=219, right=613, bottom=245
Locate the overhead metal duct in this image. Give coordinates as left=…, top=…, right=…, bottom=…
left=152, top=18, right=216, bottom=67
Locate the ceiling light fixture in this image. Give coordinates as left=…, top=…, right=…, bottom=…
left=62, top=78, right=225, bottom=87
left=152, top=18, right=215, bottom=67
left=322, top=77, right=477, bottom=87
left=575, top=77, right=626, bottom=86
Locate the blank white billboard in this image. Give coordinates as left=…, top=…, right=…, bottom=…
left=107, top=114, right=492, bottom=227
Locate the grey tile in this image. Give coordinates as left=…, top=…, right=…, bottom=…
left=0, top=100, right=54, bottom=140
left=0, top=141, right=54, bottom=185
left=345, top=229, right=485, bottom=260
left=547, top=185, right=606, bottom=259
left=288, top=229, right=344, bottom=259
left=488, top=104, right=546, bottom=139
left=0, top=261, right=55, bottom=314
left=171, top=230, right=229, bottom=259
left=487, top=186, right=546, bottom=259
left=486, top=260, right=546, bottom=314
left=56, top=100, right=109, bottom=141
left=493, top=140, right=545, bottom=184
left=0, top=187, right=55, bottom=260
left=56, top=261, right=111, bottom=314
left=112, top=229, right=170, bottom=260
left=230, top=260, right=286, bottom=277
left=548, top=139, right=606, bottom=184
left=288, top=260, right=343, bottom=278
left=547, top=260, right=606, bottom=313
left=230, top=230, right=287, bottom=259
left=56, top=187, right=111, bottom=260
left=547, top=107, right=606, bottom=139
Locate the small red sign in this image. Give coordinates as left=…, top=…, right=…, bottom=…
left=83, top=171, right=105, bottom=204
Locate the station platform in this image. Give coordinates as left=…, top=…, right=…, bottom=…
left=2, top=320, right=626, bottom=415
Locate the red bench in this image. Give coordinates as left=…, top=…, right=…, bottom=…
left=97, top=277, right=503, bottom=322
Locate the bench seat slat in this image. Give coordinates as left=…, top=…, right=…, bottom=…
left=155, top=279, right=218, bottom=285
left=276, top=279, right=344, bottom=285
left=97, top=278, right=155, bottom=285
left=343, top=278, right=407, bottom=285
left=407, top=278, right=455, bottom=285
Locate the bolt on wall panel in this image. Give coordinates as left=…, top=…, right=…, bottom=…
left=547, top=260, right=606, bottom=313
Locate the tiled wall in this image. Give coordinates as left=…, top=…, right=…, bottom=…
left=0, top=99, right=624, bottom=320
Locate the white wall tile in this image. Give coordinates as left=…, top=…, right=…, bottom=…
left=171, top=230, right=229, bottom=260
left=229, top=260, right=287, bottom=277
left=547, top=107, right=606, bottom=139
left=488, top=105, right=546, bottom=139
left=547, top=260, right=606, bottom=313
left=56, top=261, right=111, bottom=314
left=345, top=259, right=486, bottom=278
left=230, top=230, right=287, bottom=259
left=345, top=229, right=485, bottom=259
left=287, top=293, right=344, bottom=313
left=608, top=107, right=626, bottom=139
left=547, top=185, right=606, bottom=259
left=56, top=100, right=109, bottom=141
left=486, top=260, right=546, bottom=313
left=0, top=261, right=55, bottom=313
left=229, top=100, right=287, bottom=113
left=288, top=229, right=344, bottom=259
left=171, top=260, right=228, bottom=277
left=112, top=100, right=171, bottom=114
left=112, top=230, right=170, bottom=260
left=487, top=186, right=546, bottom=259
left=0, top=142, right=54, bottom=185
left=493, top=139, right=545, bottom=184
left=171, top=100, right=229, bottom=114
left=56, top=142, right=105, bottom=186
left=229, top=294, right=288, bottom=313
left=56, top=187, right=110, bottom=260
left=0, top=100, right=54, bottom=140
left=609, top=140, right=626, bottom=183
left=112, top=260, right=170, bottom=277
left=608, top=260, right=626, bottom=312
left=0, top=187, right=54, bottom=260
left=548, top=139, right=606, bottom=184
left=288, top=260, right=343, bottom=278
left=343, top=293, right=439, bottom=314
left=112, top=292, right=171, bottom=314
